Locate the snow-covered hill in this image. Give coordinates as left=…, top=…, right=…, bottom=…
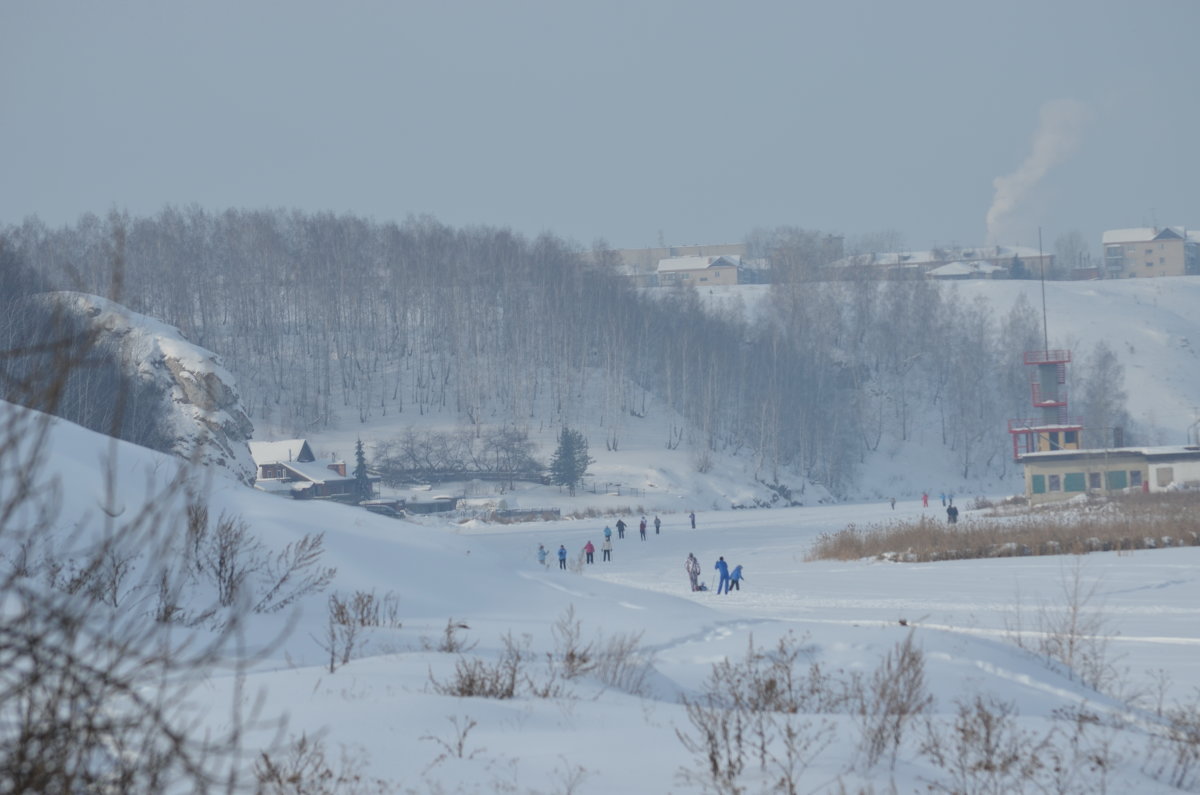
left=7, top=392, right=1200, bottom=793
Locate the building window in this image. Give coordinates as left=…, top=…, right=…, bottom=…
left=1088, top=472, right=1101, bottom=489
left=1106, top=470, right=1128, bottom=490
left=1064, top=430, right=1078, bottom=445
left=1129, top=470, right=1143, bottom=488
left=1157, top=467, right=1174, bottom=487
left=1048, top=474, right=1062, bottom=491
left=1064, top=472, right=1086, bottom=492
left=1032, top=474, right=1046, bottom=494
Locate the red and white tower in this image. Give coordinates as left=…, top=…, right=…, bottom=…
left=1007, top=349, right=1083, bottom=459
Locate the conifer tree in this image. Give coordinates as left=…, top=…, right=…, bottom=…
left=549, top=427, right=593, bottom=496
left=353, top=438, right=372, bottom=501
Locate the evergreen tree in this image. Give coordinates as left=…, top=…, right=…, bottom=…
left=549, top=427, right=593, bottom=496
left=353, top=438, right=372, bottom=501
left=1009, top=254, right=1029, bottom=279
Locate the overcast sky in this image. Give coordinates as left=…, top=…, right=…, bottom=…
left=3, top=1, right=1196, bottom=253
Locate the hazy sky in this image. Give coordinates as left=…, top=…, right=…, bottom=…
left=3, top=1, right=1196, bottom=253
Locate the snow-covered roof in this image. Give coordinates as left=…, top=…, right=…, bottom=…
left=248, top=439, right=313, bottom=466
left=926, top=260, right=1006, bottom=277
left=1020, top=445, right=1200, bottom=462
left=278, top=459, right=350, bottom=485
left=1101, top=227, right=1192, bottom=244
left=656, top=255, right=740, bottom=273
left=832, top=245, right=1047, bottom=270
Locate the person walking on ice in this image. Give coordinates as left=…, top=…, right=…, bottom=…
left=639, top=517, right=647, bottom=541
left=602, top=536, right=612, bottom=562
left=714, top=556, right=730, bottom=595
left=654, top=515, right=661, bottom=534
left=557, top=544, right=568, bottom=570
left=729, top=564, right=744, bottom=592
left=583, top=540, right=595, bottom=564
left=603, top=525, right=612, bottom=543
left=615, top=518, right=626, bottom=539
left=685, top=553, right=701, bottom=591
left=536, top=544, right=547, bottom=567
left=689, top=511, right=696, bottom=529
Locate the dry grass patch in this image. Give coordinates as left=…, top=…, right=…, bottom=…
left=808, top=493, right=1200, bottom=563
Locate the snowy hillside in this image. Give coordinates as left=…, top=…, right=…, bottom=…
left=7, top=394, right=1200, bottom=792
left=280, top=276, right=1200, bottom=507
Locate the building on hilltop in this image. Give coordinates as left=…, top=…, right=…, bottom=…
left=1101, top=227, right=1200, bottom=278
left=830, top=244, right=1054, bottom=280
left=656, top=255, right=741, bottom=287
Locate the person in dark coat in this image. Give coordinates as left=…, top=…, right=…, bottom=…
left=654, top=515, right=662, bottom=534
left=615, top=518, right=626, bottom=539
left=714, top=556, right=730, bottom=594
left=557, top=544, right=568, bottom=570
left=639, top=517, right=647, bottom=540
left=689, top=511, right=696, bottom=529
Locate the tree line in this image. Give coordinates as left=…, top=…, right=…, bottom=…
left=2, top=210, right=1131, bottom=493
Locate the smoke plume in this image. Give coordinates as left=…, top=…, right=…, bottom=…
left=985, top=98, right=1090, bottom=244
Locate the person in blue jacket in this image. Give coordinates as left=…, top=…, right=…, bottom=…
left=603, top=525, right=612, bottom=542
left=729, top=564, right=744, bottom=592
left=536, top=544, right=548, bottom=566
left=557, top=544, right=568, bottom=570
left=714, top=556, right=730, bottom=594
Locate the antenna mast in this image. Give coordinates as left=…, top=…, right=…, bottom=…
left=1038, top=226, right=1048, bottom=351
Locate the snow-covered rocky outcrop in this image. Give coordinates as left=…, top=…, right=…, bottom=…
left=50, top=292, right=256, bottom=483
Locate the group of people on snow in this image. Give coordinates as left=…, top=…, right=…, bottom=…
left=538, top=511, right=698, bottom=571
left=685, top=552, right=743, bottom=594
left=538, top=513, right=742, bottom=596
left=711, top=555, right=744, bottom=594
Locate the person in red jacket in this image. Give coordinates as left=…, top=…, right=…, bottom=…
left=583, top=540, right=595, bottom=564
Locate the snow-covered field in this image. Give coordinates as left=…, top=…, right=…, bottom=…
left=18, top=407, right=1200, bottom=793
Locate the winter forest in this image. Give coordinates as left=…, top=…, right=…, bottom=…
left=2, top=208, right=1131, bottom=493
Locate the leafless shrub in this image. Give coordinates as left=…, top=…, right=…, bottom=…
left=1006, top=560, right=1120, bottom=693
left=428, top=632, right=529, bottom=699
left=420, top=715, right=484, bottom=770
left=676, top=633, right=837, bottom=794
left=255, top=732, right=393, bottom=794
left=187, top=503, right=336, bottom=620
left=552, top=605, right=595, bottom=679
left=422, top=618, right=477, bottom=654
left=920, top=695, right=1049, bottom=794
left=1143, top=694, right=1200, bottom=791
left=851, top=631, right=933, bottom=769
left=1044, top=704, right=1120, bottom=795
left=592, top=630, right=655, bottom=697
left=314, top=589, right=402, bottom=673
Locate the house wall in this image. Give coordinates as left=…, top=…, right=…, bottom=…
left=1022, top=454, right=1147, bottom=506
left=1148, top=460, right=1200, bottom=491
left=1104, top=237, right=1192, bottom=278
left=658, top=265, right=738, bottom=286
